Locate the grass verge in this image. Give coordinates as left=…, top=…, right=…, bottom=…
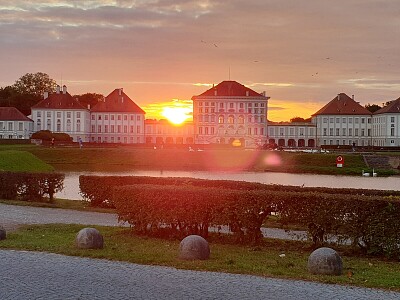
left=0, top=224, right=399, bottom=291
left=0, top=150, right=54, bottom=172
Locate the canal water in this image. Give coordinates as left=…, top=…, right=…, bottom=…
left=57, top=170, right=400, bottom=200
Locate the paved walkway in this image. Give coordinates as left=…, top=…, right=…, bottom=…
left=1, top=203, right=400, bottom=299
left=1, top=250, right=400, bottom=300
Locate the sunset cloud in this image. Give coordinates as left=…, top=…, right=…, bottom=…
left=1, top=0, right=400, bottom=121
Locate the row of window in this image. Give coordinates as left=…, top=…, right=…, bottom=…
left=269, top=127, right=315, bottom=136
left=322, top=117, right=370, bottom=124
left=198, top=102, right=265, bottom=108
left=198, top=115, right=266, bottom=124
left=36, top=111, right=81, bottom=119
left=197, top=127, right=265, bottom=136
left=374, top=116, right=397, bottom=124
left=198, top=108, right=265, bottom=114
left=0, top=122, right=25, bottom=131
left=91, top=136, right=142, bottom=144
left=92, top=114, right=141, bottom=121
left=322, top=140, right=370, bottom=146
left=0, top=134, right=24, bottom=139
left=91, top=125, right=141, bottom=134
left=323, top=128, right=371, bottom=137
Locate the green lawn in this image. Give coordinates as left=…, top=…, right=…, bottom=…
left=0, top=144, right=397, bottom=175
left=1, top=224, right=399, bottom=291
left=0, top=150, right=54, bottom=172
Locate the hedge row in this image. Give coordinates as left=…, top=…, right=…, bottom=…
left=0, top=171, right=64, bottom=202
left=80, top=175, right=400, bottom=258
left=79, top=175, right=400, bottom=208
left=112, top=184, right=276, bottom=243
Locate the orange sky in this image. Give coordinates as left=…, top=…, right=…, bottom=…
left=1, top=1, right=400, bottom=122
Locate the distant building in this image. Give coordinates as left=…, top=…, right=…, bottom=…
left=311, top=93, right=372, bottom=147
left=373, top=97, right=400, bottom=147
left=31, top=85, right=90, bottom=142
left=0, top=107, right=33, bottom=139
left=267, top=121, right=316, bottom=147
left=192, top=80, right=270, bottom=148
left=144, top=119, right=194, bottom=145
left=90, top=88, right=146, bottom=144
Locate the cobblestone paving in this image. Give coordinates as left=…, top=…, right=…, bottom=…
left=1, top=203, right=400, bottom=299
left=1, top=250, right=400, bottom=300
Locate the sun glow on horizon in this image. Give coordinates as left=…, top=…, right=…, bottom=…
left=161, top=106, right=192, bottom=124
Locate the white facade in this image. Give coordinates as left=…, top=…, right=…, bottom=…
left=31, top=85, right=90, bottom=142
left=192, top=81, right=269, bottom=148
left=372, top=98, right=400, bottom=147
left=313, top=114, right=372, bottom=147
left=90, top=112, right=145, bottom=144
left=32, top=109, right=90, bottom=142
left=0, top=119, right=33, bottom=139
left=267, top=122, right=316, bottom=147
left=144, top=119, right=194, bottom=145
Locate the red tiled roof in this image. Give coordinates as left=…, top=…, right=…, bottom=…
left=91, top=89, right=145, bottom=114
left=192, top=81, right=267, bottom=99
left=312, top=93, right=371, bottom=116
left=0, top=107, right=33, bottom=122
left=31, top=92, right=87, bottom=110
left=373, top=97, right=400, bottom=114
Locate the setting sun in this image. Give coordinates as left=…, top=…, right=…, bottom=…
left=161, top=107, right=192, bottom=124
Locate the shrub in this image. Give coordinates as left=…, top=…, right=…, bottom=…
left=82, top=175, right=400, bottom=258
left=0, top=171, right=64, bottom=202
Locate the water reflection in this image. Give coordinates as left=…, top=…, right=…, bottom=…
left=57, top=170, right=400, bottom=200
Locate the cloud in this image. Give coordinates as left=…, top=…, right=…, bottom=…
left=1, top=0, right=400, bottom=120
left=339, top=78, right=400, bottom=91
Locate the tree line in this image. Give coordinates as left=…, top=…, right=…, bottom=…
left=0, top=72, right=394, bottom=119
left=0, top=72, right=104, bottom=116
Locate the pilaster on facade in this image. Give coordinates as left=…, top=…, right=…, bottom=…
left=192, top=81, right=269, bottom=148
left=89, top=88, right=146, bottom=144
left=0, top=107, right=33, bottom=139
left=31, top=85, right=90, bottom=142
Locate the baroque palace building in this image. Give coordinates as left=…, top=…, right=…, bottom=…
left=1, top=80, right=400, bottom=148
left=191, top=81, right=269, bottom=148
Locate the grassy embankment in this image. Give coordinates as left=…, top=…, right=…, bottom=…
left=1, top=145, right=400, bottom=290
left=0, top=144, right=397, bottom=175
left=0, top=149, right=54, bottom=172
left=1, top=224, right=400, bottom=291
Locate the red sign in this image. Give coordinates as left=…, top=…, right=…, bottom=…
left=336, top=155, right=344, bottom=168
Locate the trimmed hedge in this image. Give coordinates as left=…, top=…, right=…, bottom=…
left=79, top=175, right=400, bottom=208
left=81, top=175, right=400, bottom=258
left=0, top=171, right=64, bottom=202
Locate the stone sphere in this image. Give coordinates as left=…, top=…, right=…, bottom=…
left=308, top=247, right=343, bottom=275
left=0, top=226, right=6, bottom=240
left=75, top=228, right=104, bottom=249
left=179, top=235, right=210, bottom=260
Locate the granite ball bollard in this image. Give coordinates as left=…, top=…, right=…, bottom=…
left=179, top=235, right=210, bottom=260
left=0, top=226, right=6, bottom=240
left=308, top=247, right=343, bottom=275
left=75, top=228, right=104, bottom=249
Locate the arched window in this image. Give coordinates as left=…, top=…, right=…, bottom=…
left=228, top=115, right=234, bottom=124
left=218, top=115, right=224, bottom=124
left=56, top=119, right=61, bottom=132
left=76, top=119, right=81, bottom=132
left=66, top=119, right=71, bottom=132
left=238, top=115, right=244, bottom=124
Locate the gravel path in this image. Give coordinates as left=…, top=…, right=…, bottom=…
left=1, top=203, right=400, bottom=299
left=0, top=203, right=304, bottom=240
